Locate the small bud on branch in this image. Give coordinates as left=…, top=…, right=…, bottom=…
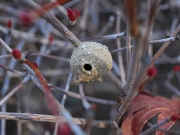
left=147, top=66, right=158, bottom=78
left=33, top=62, right=38, bottom=69
left=12, top=49, right=22, bottom=60
left=170, top=114, right=180, bottom=121
left=173, top=65, right=180, bottom=72
left=67, top=7, right=76, bottom=25
left=49, top=35, right=54, bottom=44
left=7, top=20, right=12, bottom=29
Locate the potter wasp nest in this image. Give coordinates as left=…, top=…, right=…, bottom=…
left=70, top=42, right=112, bottom=83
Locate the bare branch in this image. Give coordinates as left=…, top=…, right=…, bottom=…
left=149, top=24, right=180, bottom=66
left=116, top=11, right=126, bottom=86
left=164, top=81, right=180, bottom=96
left=0, top=112, right=111, bottom=128
left=0, top=77, right=29, bottom=107
left=24, top=0, right=82, bottom=47
left=115, top=55, right=150, bottom=122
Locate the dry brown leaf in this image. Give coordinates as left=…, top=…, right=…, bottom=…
left=121, top=117, right=133, bottom=135
left=121, top=91, right=180, bottom=135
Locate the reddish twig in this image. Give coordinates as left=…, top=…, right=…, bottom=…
left=125, top=0, right=140, bottom=38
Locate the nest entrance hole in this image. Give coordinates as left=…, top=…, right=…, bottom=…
left=84, top=64, right=92, bottom=71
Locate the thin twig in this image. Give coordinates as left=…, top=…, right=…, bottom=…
left=149, top=34, right=180, bottom=44
left=0, top=112, right=111, bottom=128
left=125, top=17, right=131, bottom=72
left=0, top=38, right=86, bottom=135
left=79, top=84, right=94, bottom=135
left=0, top=77, right=29, bottom=107
left=0, top=54, right=11, bottom=59
left=139, top=117, right=171, bottom=135
left=149, top=24, right=180, bottom=66
left=107, top=72, right=126, bottom=97
left=147, top=122, right=180, bottom=134
left=0, top=25, right=72, bottom=49
left=79, top=0, right=90, bottom=31
left=0, top=64, right=22, bottom=76
left=50, top=84, right=116, bottom=105
left=83, top=32, right=126, bottom=42
left=28, top=52, right=70, bottom=62
left=125, top=0, right=140, bottom=38
left=79, top=84, right=91, bottom=109
left=24, top=0, right=82, bottom=47
left=115, top=55, right=150, bottom=123
left=124, top=0, right=161, bottom=93
left=0, top=38, right=12, bottom=53
left=111, top=35, right=180, bottom=54
left=61, top=72, right=72, bottom=105
left=164, top=81, right=180, bottom=96
left=97, top=15, right=115, bottom=35
left=112, top=121, right=122, bottom=134
left=116, top=11, right=126, bottom=86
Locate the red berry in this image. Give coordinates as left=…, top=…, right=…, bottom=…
left=12, top=49, right=21, bottom=60
left=49, top=35, right=54, bottom=43
left=58, top=123, right=72, bottom=135
left=147, top=66, right=158, bottom=78
left=173, top=65, right=180, bottom=72
left=67, top=8, right=76, bottom=22
left=170, top=114, right=180, bottom=121
left=19, top=11, right=32, bottom=25
left=7, top=20, right=12, bottom=29
left=33, top=62, right=38, bottom=68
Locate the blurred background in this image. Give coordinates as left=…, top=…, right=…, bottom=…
left=0, top=0, right=180, bottom=135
